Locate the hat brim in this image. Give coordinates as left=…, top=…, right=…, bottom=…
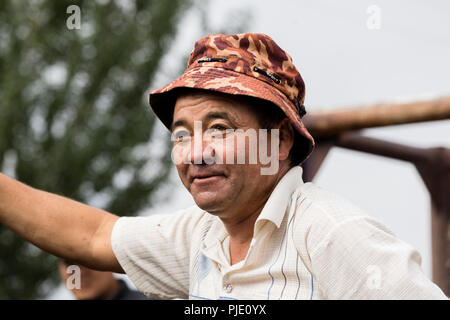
left=149, top=65, right=315, bottom=164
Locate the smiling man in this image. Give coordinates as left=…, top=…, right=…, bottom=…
left=0, top=33, right=446, bottom=300
left=170, top=90, right=294, bottom=266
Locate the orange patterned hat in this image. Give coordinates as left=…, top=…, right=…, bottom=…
left=149, top=33, right=315, bottom=163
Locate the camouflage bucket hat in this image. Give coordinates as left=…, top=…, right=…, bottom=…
left=149, top=33, right=315, bottom=164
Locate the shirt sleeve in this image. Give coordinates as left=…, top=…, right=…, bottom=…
left=308, top=213, right=447, bottom=300
left=110, top=206, right=204, bottom=299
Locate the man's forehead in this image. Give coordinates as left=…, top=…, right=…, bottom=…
left=174, top=90, right=244, bottom=108
left=172, top=92, right=255, bottom=127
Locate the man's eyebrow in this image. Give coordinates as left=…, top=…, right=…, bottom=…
left=171, top=119, right=188, bottom=131
left=204, top=112, right=234, bottom=124
left=171, top=112, right=236, bottom=131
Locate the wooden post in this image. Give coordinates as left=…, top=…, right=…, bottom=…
left=430, top=200, right=449, bottom=295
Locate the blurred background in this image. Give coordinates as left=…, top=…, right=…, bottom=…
left=0, top=0, right=449, bottom=299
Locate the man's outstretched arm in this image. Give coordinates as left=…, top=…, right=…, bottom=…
left=0, top=173, right=123, bottom=273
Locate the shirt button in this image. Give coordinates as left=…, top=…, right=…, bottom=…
left=224, top=284, right=233, bottom=293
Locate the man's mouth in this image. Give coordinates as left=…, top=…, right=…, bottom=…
left=190, top=173, right=226, bottom=184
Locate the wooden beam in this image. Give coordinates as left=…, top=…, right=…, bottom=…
left=303, top=96, right=450, bottom=138
left=302, top=140, right=333, bottom=182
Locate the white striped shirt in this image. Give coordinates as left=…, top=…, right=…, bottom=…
left=111, top=166, right=447, bottom=300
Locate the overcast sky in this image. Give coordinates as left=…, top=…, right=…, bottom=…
left=50, top=0, right=450, bottom=299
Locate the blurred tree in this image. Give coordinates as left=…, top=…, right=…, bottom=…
left=0, top=0, right=193, bottom=299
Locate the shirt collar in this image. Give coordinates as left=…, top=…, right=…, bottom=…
left=202, top=166, right=304, bottom=251
left=255, top=166, right=304, bottom=228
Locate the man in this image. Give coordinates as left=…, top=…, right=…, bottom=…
left=57, top=259, right=147, bottom=300
left=0, top=33, right=446, bottom=300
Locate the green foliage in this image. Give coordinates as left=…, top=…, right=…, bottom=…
left=0, top=0, right=192, bottom=299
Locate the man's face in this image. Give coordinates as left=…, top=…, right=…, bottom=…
left=172, top=91, right=283, bottom=222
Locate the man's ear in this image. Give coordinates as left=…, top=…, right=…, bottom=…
left=277, top=118, right=294, bottom=161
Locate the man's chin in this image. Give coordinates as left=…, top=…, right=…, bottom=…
left=188, top=177, right=236, bottom=214
left=192, top=194, right=227, bottom=214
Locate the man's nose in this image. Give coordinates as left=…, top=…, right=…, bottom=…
left=190, top=134, right=215, bottom=165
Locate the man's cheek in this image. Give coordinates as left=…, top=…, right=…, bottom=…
left=218, top=134, right=250, bottom=165
left=171, top=143, right=191, bottom=165
left=258, top=129, right=279, bottom=176
left=176, top=167, right=191, bottom=191
left=173, top=154, right=191, bottom=190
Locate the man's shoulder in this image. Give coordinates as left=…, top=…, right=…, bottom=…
left=292, top=182, right=388, bottom=242
left=295, top=182, right=370, bottom=222
left=292, top=182, right=395, bottom=256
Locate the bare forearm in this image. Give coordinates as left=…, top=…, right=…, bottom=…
left=0, top=173, right=121, bottom=272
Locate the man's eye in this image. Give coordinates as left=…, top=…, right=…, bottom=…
left=174, top=130, right=190, bottom=142
left=210, top=125, right=227, bottom=131
left=205, top=125, right=229, bottom=139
